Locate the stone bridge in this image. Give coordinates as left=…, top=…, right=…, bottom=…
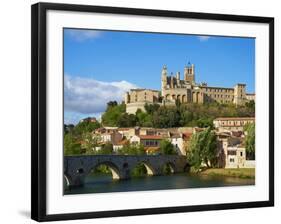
left=64, top=155, right=189, bottom=187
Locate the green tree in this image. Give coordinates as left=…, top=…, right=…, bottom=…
left=144, top=103, right=160, bottom=114
left=119, top=143, right=146, bottom=155
left=179, top=110, right=193, bottom=126
left=107, top=101, right=118, bottom=107
left=96, top=143, right=114, bottom=155
left=244, top=123, right=255, bottom=159
left=131, top=163, right=147, bottom=177
left=186, top=127, right=218, bottom=171
left=245, top=100, right=255, bottom=110
left=160, top=139, right=177, bottom=155
left=152, top=106, right=180, bottom=128
left=102, top=102, right=126, bottom=126
left=73, top=120, right=100, bottom=136
left=196, top=117, right=214, bottom=128
left=64, top=124, right=74, bottom=134
left=82, top=132, right=101, bottom=154
left=116, top=113, right=137, bottom=127
left=64, top=133, right=81, bottom=155
left=135, top=109, right=153, bottom=127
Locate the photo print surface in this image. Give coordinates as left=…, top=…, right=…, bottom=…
left=63, top=29, right=255, bottom=195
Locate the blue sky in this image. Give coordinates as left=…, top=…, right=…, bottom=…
left=64, top=28, right=255, bottom=124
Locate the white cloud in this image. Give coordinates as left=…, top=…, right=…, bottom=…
left=64, top=75, right=138, bottom=115
left=198, top=35, right=211, bottom=42
left=65, top=29, right=103, bottom=41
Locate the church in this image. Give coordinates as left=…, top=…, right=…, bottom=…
left=124, top=63, right=255, bottom=114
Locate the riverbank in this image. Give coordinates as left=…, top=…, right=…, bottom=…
left=198, top=168, right=255, bottom=179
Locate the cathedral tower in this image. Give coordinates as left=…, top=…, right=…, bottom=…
left=184, top=63, right=195, bottom=84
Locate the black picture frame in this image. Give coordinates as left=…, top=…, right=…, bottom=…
left=31, top=2, right=274, bottom=222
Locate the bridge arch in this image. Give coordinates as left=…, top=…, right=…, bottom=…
left=182, top=95, right=187, bottom=103
left=64, top=174, right=71, bottom=187
left=162, top=162, right=175, bottom=174
left=166, top=94, right=171, bottom=101
left=131, top=161, right=156, bottom=176
left=91, top=161, right=122, bottom=180
left=183, top=163, right=191, bottom=172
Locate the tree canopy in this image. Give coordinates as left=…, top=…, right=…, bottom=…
left=160, top=139, right=177, bottom=155
left=244, top=123, right=255, bottom=160
left=186, top=127, right=218, bottom=171
left=101, top=101, right=255, bottom=128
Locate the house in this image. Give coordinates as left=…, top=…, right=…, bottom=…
left=79, top=117, right=97, bottom=123
left=181, top=132, right=193, bottom=154
left=113, top=139, right=129, bottom=152
left=169, top=132, right=185, bottom=155
left=139, top=127, right=169, bottom=137
left=130, top=135, right=163, bottom=154
left=99, top=130, right=123, bottom=145
left=117, top=127, right=139, bottom=140
left=218, top=137, right=255, bottom=168
left=130, top=135, right=163, bottom=147
left=213, top=117, right=255, bottom=132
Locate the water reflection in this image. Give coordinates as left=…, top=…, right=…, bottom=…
left=64, top=173, right=255, bottom=195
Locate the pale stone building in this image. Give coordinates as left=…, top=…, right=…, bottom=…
left=124, top=63, right=255, bottom=114
left=117, top=127, right=140, bottom=140
left=218, top=137, right=255, bottom=169
left=246, top=93, right=255, bottom=101
left=169, top=132, right=185, bottom=155
left=213, top=117, right=255, bottom=132
left=161, top=63, right=254, bottom=105
left=124, top=89, right=160, bottom=114
left=221, top=138, right=247, bottom=168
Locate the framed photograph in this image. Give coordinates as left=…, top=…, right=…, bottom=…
left=31, top=2, right=274, bottom=222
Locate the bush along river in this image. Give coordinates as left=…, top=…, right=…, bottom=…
left=64, top=164, right=255, bottom=195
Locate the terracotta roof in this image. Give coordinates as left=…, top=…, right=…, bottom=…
left=139, top=135, right=163, bottom=140
left=182, top=132, right=192, bottom=140
left=114, top=139, right=129, bottom=146
left=214, top=117, right=255, bottom=121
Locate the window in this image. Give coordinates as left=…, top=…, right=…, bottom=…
left=230, top=158, right=235, bottom=163
left=240, top=152, right=243, bottom=156
left=228, top=150, right=236, bottom=155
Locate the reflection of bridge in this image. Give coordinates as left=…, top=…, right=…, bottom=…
left=64, top=155, right=189, bottom=187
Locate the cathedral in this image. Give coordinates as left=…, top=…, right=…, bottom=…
left=124, top=63, right=255, bottom=114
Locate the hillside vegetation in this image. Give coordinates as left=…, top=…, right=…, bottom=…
left=101, top=100, right=255, bottom=128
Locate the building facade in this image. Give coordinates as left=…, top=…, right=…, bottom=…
left=218, top=136, right=255, bottom=169
left=124, top=63, right=255, bottom=114
left=124, top=89, right=161, bottom=114
left=161, top=63, right=254, bottom=105
left=213, top=117, right=255, bottom=132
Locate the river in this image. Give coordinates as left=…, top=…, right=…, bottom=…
left=64, top=173, right=254, bottom=195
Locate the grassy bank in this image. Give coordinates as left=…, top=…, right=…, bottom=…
left=198, top=168, right=255, bottom=179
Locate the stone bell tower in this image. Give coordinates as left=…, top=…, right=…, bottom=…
left=184, top=62, right=195, bottom=84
